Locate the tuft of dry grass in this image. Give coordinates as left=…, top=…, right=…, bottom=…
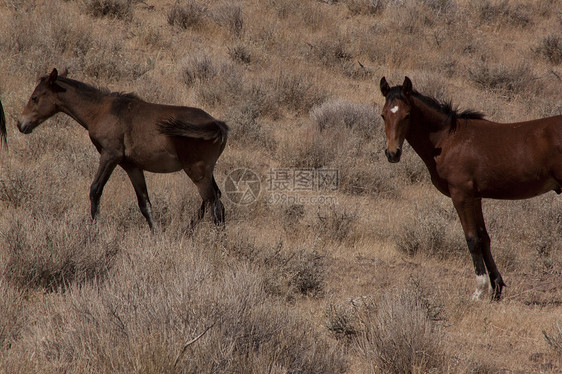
left=476, top=0, right=532, bottom=28
left=394, top=198, right=466, bottom=260
left=0, top=211, right=118, bottom=291
left=353, top=282, right=446, bottom=374
left=534, top=33, right=562, bottom=65
left=544, top=322, right=562, bottom=357
left=310, top=98, right=380, bottom=139
left=81, top=0, right=138, bottom=20
left=467, top=60, right=536, bottom=98
left=167, top=0, right=206, bottom=29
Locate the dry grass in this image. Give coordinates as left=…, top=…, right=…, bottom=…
left=0, top=0, right=561, bottom=373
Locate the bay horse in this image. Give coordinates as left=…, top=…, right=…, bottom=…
left=379, top=76, right=562, bottom=300
left=17, top=69, right=228, bottom=230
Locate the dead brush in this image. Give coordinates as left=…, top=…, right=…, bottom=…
left=0, top=211, right=118, bottom=291
left=225, top=236, right=328, bottom=299
left=81, top=0, right=138, bottom=20
left=0, top=166, right=35, bottom=208
left=344, top=0, right=384, bottom=15
left=354, top=284, right=447, bottom=374
left=167, top=0, right=207, bottom=29
left=2, top=239, right=346, bottom=373
left=543, top=322, right=562, bottom=357
left=315, top=206, right=358, bottom=243
left=467, top=60, right=536, bottom=98
left=212, top=2, right=244, bottom=37
left=310, top=98, right=380, bottom=139
left=476, top=0, right=532, bottom=28
left=395, top=199, right=465, bottom=259
left=533, top=33, right=562, bottom=65
left=0, top=280, right=25, bottom=351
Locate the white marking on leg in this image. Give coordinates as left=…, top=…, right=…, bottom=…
left=472, top=274, right=488, bottom=300
left=390, top=105, right=399, bottom=113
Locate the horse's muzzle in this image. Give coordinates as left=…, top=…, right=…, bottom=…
left=17, top=120, right=33, bottom=134
left=385, top=148, right=402, bottom=163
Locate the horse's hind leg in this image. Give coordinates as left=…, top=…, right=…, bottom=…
left=121, top=163, right=155, bottom=230
left=185, top=166, right=225, bottom=229
left=474, top=201, right=505, bottom=300
left=212, top=176, right=225, bottom=224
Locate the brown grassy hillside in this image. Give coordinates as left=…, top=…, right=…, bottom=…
left=0, top=0, right=561, bottom=372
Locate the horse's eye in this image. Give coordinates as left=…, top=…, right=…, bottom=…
left=31, top=96, right=38, bottom=103
left=404, top=113, right=410, bottom=120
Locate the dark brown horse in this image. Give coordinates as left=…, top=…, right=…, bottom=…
left=0, top=98, right=6, bottom=149
left=380, top=76, right=562, bottom=300
left=17, top=69, right=228, bottom=230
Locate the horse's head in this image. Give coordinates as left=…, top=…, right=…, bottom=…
left=17, top=68, right=67, bottom=134
left=379, top=76, right=413, bottom=163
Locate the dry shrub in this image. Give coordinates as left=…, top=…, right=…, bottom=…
left=310, top=98, right=380, bottom=139
left=0, top=211, right=118, bottom=291
left=182, top=54, right=326, bottom=116
left=544, top=322, right=562, bottom=357
left=395, top=197, right=465, bottom=259
left=315, top=206, right=358, bottom=243
left=179, top=53, right=219, bottom=86
left=1, top=237, right=346, bottom=373
left=227, top=43, right=251, bottom=64
left=81, top=0, right=138, bottom=20
left=179, top=53, right=245, bottom=107
left=0, top=280, right=26, bottom=352
left=533, top=33, right=562, bottom=65
left=307, top=33, right=354, bottom=70
left=476, top=0, right=532, bottom=28
left=344, top=0, right=384, bottom=15
left=487, top=197, right=562, bottom=278
left=0, top=166, right=35, bottom=208
left=276, top=125, right=337, bottom=168
left=468, top=60, right=536, bottom=98
left=0, top=2, right=147, bottom=81
left=384, top=1, right=436, bottom=35
left=212, top=2, right=244, bottom=37
left=167, top=0, right=206, bottom=29
left=226, top=236, right=328, bottom=299
left=354, top=284, right=446, bottom=374
left=273, top=70, right=328, bottom=114
left=325, top=298, right=366, bottom=341
left=0, top=3, right=91, bottom=74
left=227, top=102, right=275, bottom=148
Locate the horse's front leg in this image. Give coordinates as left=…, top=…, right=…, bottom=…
left=475, top=205, right=505, bottom=300
left=90, top=152, right=119, bottom=220
left=451, top=193, right=490, bottom=300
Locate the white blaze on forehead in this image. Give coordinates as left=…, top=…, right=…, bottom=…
left=390, top=105, right=399, bottom=114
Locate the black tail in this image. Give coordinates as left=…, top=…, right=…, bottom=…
left=0, top=100, right=6, bottom=150
left=158, top=118, right=228, bottom=145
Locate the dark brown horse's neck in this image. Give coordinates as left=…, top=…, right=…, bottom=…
left=405, top=96, right=452, bottom=171
left=55, top=82, right=104, bottom=131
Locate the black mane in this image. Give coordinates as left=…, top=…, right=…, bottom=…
left=42, top=75, right=141, bottom=101
left=386, top=85, right=485, bottom=131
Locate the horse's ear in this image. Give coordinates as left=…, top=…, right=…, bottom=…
left=47, top=68, right=66, bottom=93
left=47, top=69, right=58, bottom=86
left=402, top=76, right=413, bottom=96
left=380, top=77, right=390, bottom=97
left=59, top=68, right=68, bottom=78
